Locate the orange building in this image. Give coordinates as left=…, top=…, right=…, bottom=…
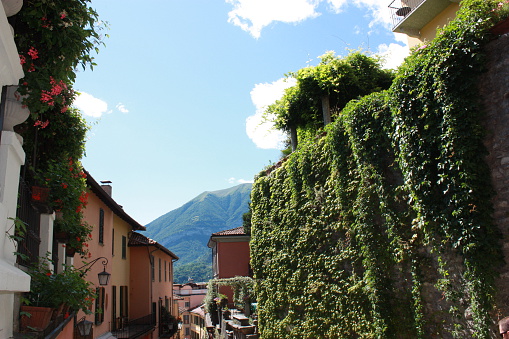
left=72, top=172, right=145, bottom=339
left=129, top=232, right=179, bottom=338
left=207, top=227, right=250, bottom=304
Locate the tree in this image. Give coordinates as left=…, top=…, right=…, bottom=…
left=265, top=51, right=394, bottom=150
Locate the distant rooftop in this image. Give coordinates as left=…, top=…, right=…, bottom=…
left=128, top=232, right=179, bottom=260
left=211, top=226, right=246, bottom=236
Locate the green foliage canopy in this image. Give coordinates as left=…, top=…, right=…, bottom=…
left=250, top=1, right=505, bottom=338
left=265, top=51, right=394, bottom=134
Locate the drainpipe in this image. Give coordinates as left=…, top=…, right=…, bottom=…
left=147, top=247, right=160, bottom=326
left=0, top=86, right=6, bottom=145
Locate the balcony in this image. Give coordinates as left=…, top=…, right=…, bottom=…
left=388, top=0, right=460, bottom=37
left=110, top=314, right=155, bottom=339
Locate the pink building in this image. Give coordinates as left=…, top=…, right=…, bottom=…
left=207, top=227, right=250, bottom=304
left=129, top=232, right=179, bottom=338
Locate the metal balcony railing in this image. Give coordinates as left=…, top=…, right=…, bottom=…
left=16, top=178, right=41, bottom=266
left=388, top=0, right=424, bottom=29
left=110, top=314, right=156, bottom=339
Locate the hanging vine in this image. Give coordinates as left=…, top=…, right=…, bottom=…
left=250, top=1, right=505, bottom=338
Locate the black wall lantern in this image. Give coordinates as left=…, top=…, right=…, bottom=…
left=77, top=256, right=111, bottom=286
left=76, top=317, right=93, bottom=336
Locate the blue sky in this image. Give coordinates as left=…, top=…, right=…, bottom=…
left=73, top=0, right=409, bottom=226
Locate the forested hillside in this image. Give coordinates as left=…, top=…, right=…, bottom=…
left=144, top=183, right=251, bottom=283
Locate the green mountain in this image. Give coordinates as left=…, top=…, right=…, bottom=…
left=144, top=183, right=252, bottom=283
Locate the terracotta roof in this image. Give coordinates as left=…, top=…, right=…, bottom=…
left=189, top=305, right=205, bottom=317
left=211, top=226, right=246, bottom=236
left=128, top=232, right=179, bottom=260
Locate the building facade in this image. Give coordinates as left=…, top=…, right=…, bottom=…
left=129, top=232, right=179, bottom=338
left=207, top=227, right=250, bottom=304
left=0, top=0, right=33, bottom=336
left=389, top=0, right=461, bottom=47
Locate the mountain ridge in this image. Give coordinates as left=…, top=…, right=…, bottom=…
left=143, top=183, right=252, bottom=283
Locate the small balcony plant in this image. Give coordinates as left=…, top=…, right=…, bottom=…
left=21, top=259, right=96, bottom=331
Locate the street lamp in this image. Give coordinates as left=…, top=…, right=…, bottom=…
left=77, top=257, right=111, bottom=286
left=76, top=317, right=93, bottom=336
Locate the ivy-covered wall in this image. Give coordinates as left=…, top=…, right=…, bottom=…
left=250, top=1, right=507, bottom=338
left=480, top=33, right=509, bottom=321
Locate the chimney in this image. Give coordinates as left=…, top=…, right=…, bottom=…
left=100, top=180, right=112, bottom=196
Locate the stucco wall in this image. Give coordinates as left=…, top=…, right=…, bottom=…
left=217, top=241, right=250, bottom=278
left=479, top=33, right=509, bottom=320
left=408, top=3, right=461, bottom=48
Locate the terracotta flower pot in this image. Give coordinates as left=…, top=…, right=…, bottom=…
left=31, top=186, right=50, bottom=203
left=54, top=231, right=70, bottom=243
left=20, top=305, right=54, bottom=331
left=65, top=246, right=77, bottom=257
left=491, top=17, right=509, bottom=35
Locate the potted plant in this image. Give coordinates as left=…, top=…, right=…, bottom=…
left=21, top=259, right=96, bottom=332
left=490, top=0, right=509, bottom=34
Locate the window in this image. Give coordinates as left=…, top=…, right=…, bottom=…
left=95, top=287, right=105, bottom=325
left=159, top=258, right=161, bottom=282
left=150, top=255, right=155, bottom=281
left=121, top=235, right=126, bottom=259
left=185, top=327, right=190, bottom=336
left=185, top=301, right=190, bottom=308
left=152, top=302, right=157, bottom=324
left=120, top=286, right=128, bottom=317
left=112, top=285, right=117, bottom=323
left=112, top=228, right=115, bottom=256
left=164, top=260, right=167, bottom=282
left=99, top=208, right=104, bottom=244
left=183, top=314, right=189, bottom=324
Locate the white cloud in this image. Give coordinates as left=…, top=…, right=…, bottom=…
left=228, top=177, right=254, bottom=184
left=226, top=0, right=397, bottom=38
left=226, top=0, right=320, bottom=39
left=376, top=42, right=409, bottom=70
left=116, top=103, right=129, bottom=113
left=327, top=0, right=348, bottom=13
left=246, top=78, right=297, bottom=149
left=74, top=92, right=109, bottom=118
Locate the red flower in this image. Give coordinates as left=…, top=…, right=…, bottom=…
left=61, top=183, right=68, bottom=189
left=27, top=47, right=39, bottom=59
left=19, top=55, right=26, bottom=65
left=64, top=312, right=70, bottom=319
left=34, top=120, right=50, bottom=129
left=46, top=272, right=51, bottom=276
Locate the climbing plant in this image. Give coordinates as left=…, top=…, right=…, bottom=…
left=205, top=276, right=255, bottom=315
left=250, top=1, right=505, bottom=338
left=264, top=51, right=394, bottom=137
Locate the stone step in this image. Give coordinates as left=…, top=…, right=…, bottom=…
left=232, top=314, right=250, bottom=326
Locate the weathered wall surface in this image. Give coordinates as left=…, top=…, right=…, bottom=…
left=481, top=33, right=509, bottom=317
